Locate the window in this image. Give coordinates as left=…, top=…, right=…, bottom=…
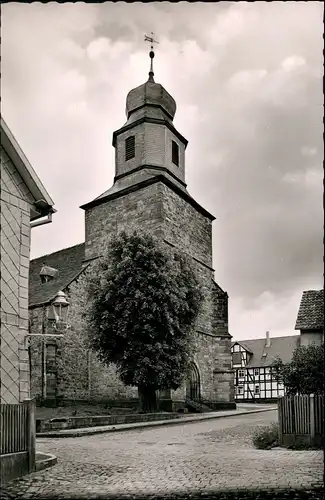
left=172, top=140, right=179, bottom=166
left=232, top=352, right=241, bottom=365
left=236, top=386, right=244, bottom=395
left=125, top=135, right=135, bottom=161
left=255, top=385, right=260, bottom=395
left=238, top=369, right=245, bottom=378
left=254, top=369, right=259, bottom=376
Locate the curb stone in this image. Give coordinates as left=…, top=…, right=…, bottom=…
left=36, top=407, right=277, bottom=438
left=35, top=452, right=58, bottom=471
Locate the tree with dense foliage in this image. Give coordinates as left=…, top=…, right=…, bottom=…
left=272, top=342, right=324, bottom=395
left=85, top=231, right=204, bottom=412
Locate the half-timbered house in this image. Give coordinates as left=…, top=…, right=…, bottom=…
left=232, top=289, right=324, bottom=402
left=231, top=332, right=300, bottom=402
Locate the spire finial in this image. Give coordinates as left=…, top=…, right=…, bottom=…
left=144, top=32, right=159, bottom=82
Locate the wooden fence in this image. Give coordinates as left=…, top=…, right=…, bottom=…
left=0, top=399, right=36, bottom=483
left=278, top=394, right=324, bottom=447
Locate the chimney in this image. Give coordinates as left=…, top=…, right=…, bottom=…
left=265, top=330, right=271, bottom=348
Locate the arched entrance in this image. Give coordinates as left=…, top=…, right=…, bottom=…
left=186, top=363, right=201, bottom=400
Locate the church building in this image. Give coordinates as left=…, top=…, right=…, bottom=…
left=29, top=48, right=235, bottom=411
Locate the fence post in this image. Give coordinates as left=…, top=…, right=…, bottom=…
left=277, top=396, right=283, bottom=446
left=309, top=393, right=315, bottom=446
left=24, top=398, right=36, bottom=474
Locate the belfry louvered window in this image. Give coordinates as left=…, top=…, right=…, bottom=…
left=125, top=135, right=135, bottom=161
left=172, top=140, right=179, bottom=166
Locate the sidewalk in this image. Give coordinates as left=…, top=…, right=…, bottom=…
left=37, top=404, right=277, bottom=438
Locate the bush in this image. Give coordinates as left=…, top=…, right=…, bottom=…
left=252, top=423, right=279, bottom=449
left=285, top=437, right=322, bottom=450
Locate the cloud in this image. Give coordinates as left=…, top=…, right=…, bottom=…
left=281, top=55, right=306, bottom=72
left=2, top=1, right=323, bottom=339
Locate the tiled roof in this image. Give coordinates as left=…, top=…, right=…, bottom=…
left=232, top=335, right=300, bottom=368
left=29, top=243, right=86, bottom=307
left=80, top=174, right=215, bottom=221
left=295, top=289, right=324, bottom=330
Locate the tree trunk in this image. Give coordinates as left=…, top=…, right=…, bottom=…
left=138, top=385, right=158, bottom=413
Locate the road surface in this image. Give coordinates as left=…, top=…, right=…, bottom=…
left=1, top=410, right=323, bottom=499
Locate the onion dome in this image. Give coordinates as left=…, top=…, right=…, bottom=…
left=125, top=39, right=176, bottom=121
left=125, top=80, right=176, bottom=121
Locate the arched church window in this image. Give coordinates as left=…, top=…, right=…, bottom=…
left=125, top=135, right=135, bottom=161
left=172, top=140, right=179, bottom=166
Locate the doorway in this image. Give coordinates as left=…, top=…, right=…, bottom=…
left=186, top=363, right=201, bottom=400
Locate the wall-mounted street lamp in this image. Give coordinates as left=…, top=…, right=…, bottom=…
left=49, top=290, right=70, bottom=325
left=25, top=291, right=70, bottom=348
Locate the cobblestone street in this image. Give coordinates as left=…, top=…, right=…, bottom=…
left=1, top=411, right=323, bottom=499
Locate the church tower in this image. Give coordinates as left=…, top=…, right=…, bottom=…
left=81, top=42, right=235, bottom=410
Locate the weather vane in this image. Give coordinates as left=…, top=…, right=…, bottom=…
left=144, top=32, right=159, bottom=81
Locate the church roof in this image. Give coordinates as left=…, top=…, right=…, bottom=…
left=80, top=174, right=215, bottom=221
left=232, top=335, right=300, bottom=368
left=295, top=289, right=324, bottom=330
left=29, top=243, right=86, bottom=307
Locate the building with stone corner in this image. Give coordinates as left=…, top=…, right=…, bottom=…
left=28, top=57, right=235, bottom=411
left=0, top=117, right=55, bottom=404
left=295, top=289, right=324, bottom=346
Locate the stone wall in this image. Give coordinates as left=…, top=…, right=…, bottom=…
left=0, top=146, right=33, bottom=403
left=29, top=273, right=138, bottom=403
left=31, top=177, right=233, bottom=406
left=161, top=184, right=213, bottom=268
left=299, top=329, right=324, bottom=347
left=84, top=182, right=164, bottom=262
left=84, top=180, right=233, bottom=405
left=160, top=184, right=233, bottom=402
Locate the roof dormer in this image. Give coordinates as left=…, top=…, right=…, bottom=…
left=40, top=265, right=58, bottom=284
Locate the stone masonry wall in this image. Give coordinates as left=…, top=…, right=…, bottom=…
left=31, top=178, right=233, bottom=405
left=161, top=184, right=213, bottom=268
left=160, top=184, right=233, bottom=402
left=84, top=182, right=165, bottom=261
left=84, top=181, right=233, bottom=404
left=0, top=146, right=33, bottom=403
left=29, top=273, right=138, bottom=403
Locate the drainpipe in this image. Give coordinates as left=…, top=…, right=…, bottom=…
left=41, top=306, right=47, bottom=404
left=88, top=351, right=91, bottom=399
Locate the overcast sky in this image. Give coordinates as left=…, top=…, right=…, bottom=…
left=2, top=2, right=323, bottom=341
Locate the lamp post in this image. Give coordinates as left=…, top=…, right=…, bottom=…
left=26, top=290, right=70, bottom=404
left=51, top=290, right=70, bottom=325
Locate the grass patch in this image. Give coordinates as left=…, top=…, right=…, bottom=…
left=252, top=423, right=279, bottom=449
left=252, top=423, right=323, bottom=450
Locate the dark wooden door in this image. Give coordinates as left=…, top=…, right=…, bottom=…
left=186, top=363, right=201, bottom=400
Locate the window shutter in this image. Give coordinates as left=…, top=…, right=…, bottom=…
left=125, top=136, right=135, bottom=161
left=172, top=140, right=179, bottom=166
